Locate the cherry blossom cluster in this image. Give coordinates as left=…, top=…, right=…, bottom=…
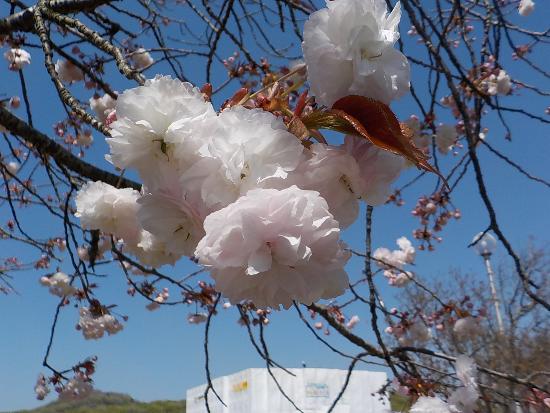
left=409, top=356, right=479, bottom=413
left=75, top=75, right=408, bottom=308
left=72, top=0, right=415, bottom=310
left=385, top=316, right=432, bottom=346
left=35, top=357, right=97, bottom=401
left=39, top=271, right=76, bottom=297
left=76, top=304, right=124, bottom=340
left=373, top=237, right=416, bottom=287
left=411, top=192, right=461, bottom=250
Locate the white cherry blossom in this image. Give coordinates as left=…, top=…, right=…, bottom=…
left=131, top=47, right=154, bottom=69
left=302, top=0, right=409, bottom=106
left=58, top=373, right=93, bottom=401
left=195, top=186, right=350, bottom=309
left=343, top=135, right=406, bottom=205
left=77, top=307, right=124, bottom=340
left=288, top=143, right=363, bottom=228
left=75, top=181, right=141, bottom=244
left=4, top=48, right=31, bottom=70
left=373, top=236, right=415, bottom=269
left=346, top=315, right=360, bottom=329
left=89, top=93, right=117, bottom=123
left=518, top=0, right=535, bottom=16
left=137, top=190, right=205, bottom=257
left=107, top=75, right=215, bottom=183
left=6, top=161, right=19, bottom=175
left=39, top=272, right=76, bottom=297
left=54, top=59, right=84, bottom=83
left=146, top=288, right=169, bottom=311
left=34, top=374, right=50, bottom=400
left=410, top=397, right=451, bottom=413
left=435, top=124, right=458, bottom=154
left=179, top=106, right=304, bottom=211
left=125, top=229, right=181, bottom=268
left=484, top=70, right=511, bottom=96
left=453, top=316, right=481, bottom=339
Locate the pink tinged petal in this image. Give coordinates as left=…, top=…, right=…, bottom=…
left=246, top=244, right=273, bottom=275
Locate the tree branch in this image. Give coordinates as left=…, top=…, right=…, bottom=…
left=0, top=106, right=140, bottom=190
left=0, top=0, right=113, bottom=35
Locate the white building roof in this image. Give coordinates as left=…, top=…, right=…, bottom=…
left=186, top=367, right=391, bottom=413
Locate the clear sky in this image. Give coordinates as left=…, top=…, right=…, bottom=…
left=0, top=1, right=549, bottom=411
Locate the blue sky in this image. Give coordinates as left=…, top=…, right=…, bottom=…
left=0, top=1, right=549, bottom=411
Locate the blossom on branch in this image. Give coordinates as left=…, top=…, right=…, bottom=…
left=34, top=374, right=50, bottom=401
left=89, top=93, right=117, bottom=123
left=302, top=0, right=410, bottom=106
left=4, top=48, right=31, bottom=70
left=178, top=106, right=305, bottom=211
left=58, top=372, right=93, bottom=401
left=107, top=75, right=215, bottom=184
left=343, top=135, right=406, bottom=205
left=435, top=124, right=458, bottom=155
left=518, top=0, right=535, bottom=16
left=287, top=142, right=364, bottom=228
left=410, top=356, right=479, bottom=413
left=54, top=59, right=84, bottom=83
left=195, top=186, right=350, bottom=309
left=484, top=70, right=512, bottom=96
left=77, top=306, right=124, bottom=340
left=39, top=272, right=76, bottom=297
left=75, top=181, right=141, bottom=244
left=131, top=47, right=154, bottom=69
left=137, top=190, right=205, bottom=257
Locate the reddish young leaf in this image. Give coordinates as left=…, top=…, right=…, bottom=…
left=331, top=95, right=442, bottom=177
left=222, top=87, right=249, bottom=109
left=200, top=83, right=213, bottom=102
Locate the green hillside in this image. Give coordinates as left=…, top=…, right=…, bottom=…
left=5, top=391, right=186, bottom=413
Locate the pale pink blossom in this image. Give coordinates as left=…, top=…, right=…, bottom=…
left=34, top=374, right=50, bottom=400
left=76, top=131, right=93, bottom=146
left=288, top=143, right=363, bottom=228
left=137, top=190, right=205, bottom=257
left=518, top=0, right=535, bottom=16
left=75, top=181, right=141, bottom=244
left=435, top=124, right=458, bottom=155
left=410, top=397, right=451, bottom=413
left=77, top=307, right=124, bottom=340
left=302, top=0, right=409, bottom=106
left=58, top=372, right=93, bottom=401
left=131, top=47, right=154, bottom=69
left=346, top=315, right=360, bottom=329
left=343, top=135, right=406, bottom=205
left=77, top=246, right=89, bottom=261
left=178, top=106, right=304, bottom=211
left=188, top=313, right=208, bottom=324
left=484, top=70, right=511, bottom=96
left=39, top=272, right=76, bottom=297
left=6, top=161, right=19, bottom=176
left=453, top=316, right=481, bottom=339
left=89, top=93, right=117, bottom=123
left=146, top=288, right=169, bottom=311
left=398, top=319, right=432, bottom=345
left=4, top=48, right=31, bottom=70
left=195, top=186, right=350, bottom=309
left=126, top=229, right=180, bottom=268
left=384, top=269, right=414, bottom=287
left=373, top=236, right=415, bottom=269
left=107, top=76, right=215, bottom=185
left=54, top=59, right=84, bottom=83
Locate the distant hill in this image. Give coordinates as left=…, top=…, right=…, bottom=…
left=5, top=391, right=186, bottom=413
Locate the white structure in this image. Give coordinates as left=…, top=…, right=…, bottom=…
left=186, top=368, right=390, bottom=413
